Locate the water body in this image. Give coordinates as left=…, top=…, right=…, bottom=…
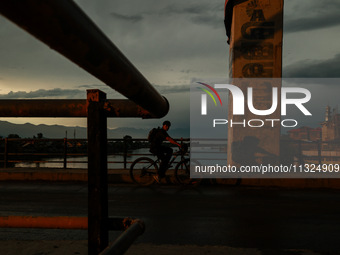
left=15, top=148, right=155, bottom=169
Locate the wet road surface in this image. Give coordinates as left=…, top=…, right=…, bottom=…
left=0, top=182, right=340, bottom=252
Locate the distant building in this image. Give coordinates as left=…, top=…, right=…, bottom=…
left=287, top=126, right=321, bottom=141
left=287, top=106, right=340, bottom=142
left=286, top=106, right=340, bottom=163
left=320, top=106, right=340, bottom=141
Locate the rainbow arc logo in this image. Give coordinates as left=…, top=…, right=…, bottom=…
left=197, top=82, right=223, bottom=115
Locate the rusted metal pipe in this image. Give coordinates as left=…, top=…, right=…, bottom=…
left=0, top=0, right=169, bottom=118
left=99, top=219, right=145, bottom=255
left=87, top=90, right=109, bottom=254
left=0, top=216, right=88, bottom=229
left=0, top=99, right=156, bottom=118
left=0, top=216, right=140, bottom=231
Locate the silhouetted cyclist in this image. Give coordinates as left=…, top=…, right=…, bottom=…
left=149, top=120, right=181, bottom=183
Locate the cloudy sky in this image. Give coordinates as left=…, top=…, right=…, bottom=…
left=0, top=0, right=339, bottom=130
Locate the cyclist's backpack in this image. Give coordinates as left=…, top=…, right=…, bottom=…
left=148, top=127, right=160, bottom=143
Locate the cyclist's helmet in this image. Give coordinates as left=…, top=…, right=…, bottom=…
left=163, top=120, right=171, bottom=127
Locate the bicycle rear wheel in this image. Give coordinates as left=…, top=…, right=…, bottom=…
left=130, top=157, right=158, bottom=186
left=175, top=159, right=202, bottom=186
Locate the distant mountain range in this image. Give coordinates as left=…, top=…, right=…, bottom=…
left=0, top=120, right=189, bottom=139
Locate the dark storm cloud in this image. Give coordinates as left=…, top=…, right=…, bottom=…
left=284, top=13, right=340, bottom=33
left=153, top=85, right=188, bottom=94
left=110, top=12, right=143, bottom=23
left=180, top=69, right=200, bottom=74
left=284, top=54, right=340, bottom=78
left=284, top=0, right=340, bottom=33
left=162, top=3, right=222, bottom=28
left=76, top=84, right=188, bottom=95
left=190, top=15, right=221, bottom=28
left=161, top=3, right=221, bottom=16
left=76, top=84, right=107, bottom=89
left=0, top=88, right=84, bottom=99
left=109, top=2, right=224, bottom=31
left=289, top=0, right=340, bottom=16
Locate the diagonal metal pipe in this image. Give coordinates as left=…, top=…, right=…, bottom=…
left=0, top=0, right=169, bottom=118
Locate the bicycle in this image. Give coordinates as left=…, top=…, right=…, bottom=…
left=130, top=144, right=201, bottom=186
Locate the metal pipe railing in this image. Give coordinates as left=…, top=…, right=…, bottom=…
left=0, top=0, right=169, bottom=118
left=0, top=2, right=170, bottom=254
left=0, top=138, right=190, bottom=169
left=0, top=215, right=143, bottom=233
left=0, top=216, right=88, bottom=229
left=100, top=219, right=145, bottom=255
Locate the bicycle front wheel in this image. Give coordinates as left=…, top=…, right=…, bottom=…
left=130, top=157, right=158, bottom=186
left=175, top=159, right=201, bottom=186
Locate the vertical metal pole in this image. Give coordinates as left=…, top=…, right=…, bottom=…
left=4, top=138, right=8, bottom=168
left=63, top=138, right=67, bottom=169
left=123, top=139, right=127, bottom=170
left=87, top=89, right=108, bottom=255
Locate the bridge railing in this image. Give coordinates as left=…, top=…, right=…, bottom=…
left=0, top=137, right=190, bottom=169
left=1, top=138, right=340, bottom=170
left=0, top=0, right=171, bottom=253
